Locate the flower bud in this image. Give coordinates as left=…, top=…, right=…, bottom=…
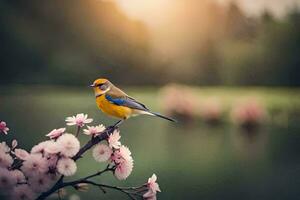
left=74, top=183, right=89, bottom=192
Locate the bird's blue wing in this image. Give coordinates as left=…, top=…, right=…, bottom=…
left=105, top=94, right=149, bottom=111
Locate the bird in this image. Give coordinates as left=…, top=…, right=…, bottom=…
left=90, top=78, right=176, bottom=126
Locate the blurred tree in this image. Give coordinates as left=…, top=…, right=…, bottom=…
left=224, top=2, right=257, bottom=41
left=0, top=0, right=151, bottom=86
left=0, top=0, right=299, bottom=86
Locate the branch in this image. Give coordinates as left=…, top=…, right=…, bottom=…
left=72, top=126, right=116, bottom=161
left=36, top=125, right=116, bottom=200
left=37, top=162, right=145, bottom=200
left=63, top=180, right=143, bottom=200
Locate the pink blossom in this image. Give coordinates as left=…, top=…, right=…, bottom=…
left=11, top=139, right=18, bottom=149
left=0, top=141, right=10, bottom=153
left=66, top=113, right=93, bottom=127
left=11, top=170, right=26, bottom=183
left=48, top=173, right=59, bottom=183
left=112, top=145, right=132, bottom=164
left=28, top=174, right=54, bottom=193
left=46, top=154, right=59, bottom=170
left=111, top=145, right=134, bottom=180
left=44, top=141, right=61, bottom=155
left=143, top=174, right=161, bottom=199
left=10, top=185, right=36, bottom=200
left=57, top=157, right=77, bottom=176
left=0, top=151, right=13, bottom=168
left=14, top=148, right=30, bottom=160
left=21, top=154, right=48, bottom=177
left=108, top=130, right=121, bottom=149
left=30, top=141, right=51, bottom=154
left=56, top=133, right=80, bottom=157
left=143, top=191, right=157, bottom=200
left=46, top=128, right=66, bottom=139
left=0, top=121, right=9, bottom=135
left=118, top=145, right=132, bottom=162
left=147, top=174, right=161, bottom=194
left=114, top=158, right=133, bottom=180
left=92, top=144, right=112, bottom=162
left=83, top=124, right=106, bottom=136
left=0, top=168, right=16, bottom=189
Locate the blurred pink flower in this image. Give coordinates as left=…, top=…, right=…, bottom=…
left=21, top=154, right=48, bottom=177
left=200, top=99, right=223, bottom=123
left=44, top=141, right=61, bottom=155
left=56, top=133, right=80, bottom=157
left=83, top=125, right=106, bottom=136
left=92, top=144, right=112, bottom=162
left=14, top=148, right=30, bottom=160
left=46, top=128, right=66, bottom=139
left=0, top=141, right=10, bottom=153
left=0, top=168, right=16, bottom=189
left=57, top=157, right=77, bottom=176
left=231, top=100, right=266, bottom=127
left=108, top=130, right=121, bottom=149
left=11, top=170, right=26, bottom=184
left=114, top=158, right=133, bottom=180
left=66, top=113, right=93, bottom=127
left=11, top=185, right=36, bottom=200
left=11, top=139, right=18, bottom=149
left=160, top=84, right=198, bottom=120
left=0, top=121, right=9, bottom=135
left=0, top=151, right=13, bottom=168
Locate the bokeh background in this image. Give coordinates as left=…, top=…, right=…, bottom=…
left=1, top=0, right=300, bottom=199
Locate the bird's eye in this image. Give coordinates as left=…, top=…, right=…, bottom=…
left=99, top=84, right=107, bottom=91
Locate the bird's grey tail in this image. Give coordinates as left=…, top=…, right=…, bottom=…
left=149, top=111, right=177, bottom=123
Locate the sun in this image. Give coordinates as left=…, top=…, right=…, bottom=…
left=114, top=0, right=170, bottom=25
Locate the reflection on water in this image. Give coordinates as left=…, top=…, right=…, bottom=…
left=231, top=128, right=269, bottom=162
left=1, top=89, right=300, bottom=200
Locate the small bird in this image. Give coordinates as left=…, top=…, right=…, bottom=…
left=90, top=78, right=176, bottom=126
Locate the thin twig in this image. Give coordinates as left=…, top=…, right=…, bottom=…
left=66, top=180, right=139, bottom=200
left=75, top=126, right=80, bottom=137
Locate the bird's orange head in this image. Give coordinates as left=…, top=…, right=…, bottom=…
left=90, top=78, right=112, bottom=96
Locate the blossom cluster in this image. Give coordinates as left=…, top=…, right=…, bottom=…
left=93, top=130, right=134, bottom=180
left=0, top=114, right=161, bottom=200
left=160, top=84, right=268, bottom=127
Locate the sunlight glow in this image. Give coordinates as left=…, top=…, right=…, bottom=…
left=114, top=0, right=171, bottom=25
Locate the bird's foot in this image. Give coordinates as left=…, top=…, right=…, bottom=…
left=105, top=120, right=124, bottom=138
left=112, top=120, right=124, bottom=128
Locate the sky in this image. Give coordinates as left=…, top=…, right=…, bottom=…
left=106, top=0, right=300, bottom=75
left=114, top=0, right=300, bottom=25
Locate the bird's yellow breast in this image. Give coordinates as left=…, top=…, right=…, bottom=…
left=96, top=95, right=132, bottom=119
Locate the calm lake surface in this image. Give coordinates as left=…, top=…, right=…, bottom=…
left=1, top=87, right=300, bottom=200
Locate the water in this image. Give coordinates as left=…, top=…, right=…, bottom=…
left=1, top=87, right=300, bottom=200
